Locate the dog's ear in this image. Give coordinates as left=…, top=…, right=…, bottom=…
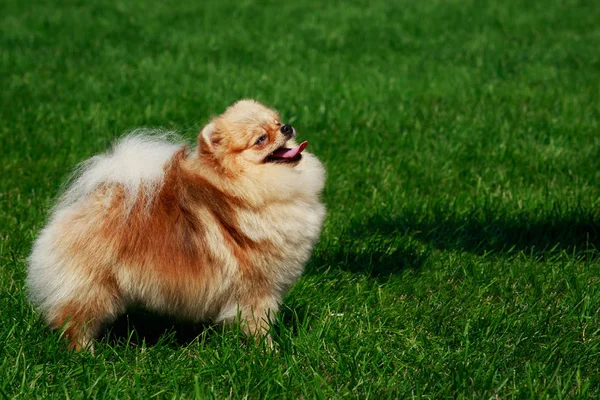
left=198, top=121, right=222, bottom=154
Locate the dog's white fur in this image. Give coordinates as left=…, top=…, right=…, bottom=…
left=58, top=131, right=183, bottom=210
left=28, top=131, right=183, bottom=317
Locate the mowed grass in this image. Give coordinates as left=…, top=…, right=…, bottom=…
left=1, top=0, right=599, bottom=397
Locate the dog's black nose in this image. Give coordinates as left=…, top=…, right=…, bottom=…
left=280, top=124, right=293, bottom=136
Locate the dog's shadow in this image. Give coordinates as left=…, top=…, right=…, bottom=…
left=333, top=207, right=598, bottom=262
left=99, top=310, right=212, bottom=348
left=401, top=207, right=599, bottom=258
left=306, top=208, right=443, bottom=279
left=99, top=308, right=309, bottom=349
left=309, top=206, right=598, bottom=278
left=308, top=228, right=425, bottom=279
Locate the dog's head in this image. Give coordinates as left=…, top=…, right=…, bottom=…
left=194, top=99, right=325, bottom=203
left=199, top=100, right=307, bottom=168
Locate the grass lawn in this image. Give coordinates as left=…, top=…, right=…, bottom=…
left=1, top=0, right=599, bottom=397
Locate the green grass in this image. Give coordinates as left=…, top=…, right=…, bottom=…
left=2, top=0, right=599, bottom=397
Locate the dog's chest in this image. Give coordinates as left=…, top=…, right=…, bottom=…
left=237, top=200, right=325, bottom=250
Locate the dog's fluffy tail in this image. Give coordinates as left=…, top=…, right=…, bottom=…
left=56, top=130, right=185, bottom=212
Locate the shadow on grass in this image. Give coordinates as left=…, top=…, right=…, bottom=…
left=99, top=309, right=212, bottom=348
left=360, top=207, right=599, bottom=259
left=310, top=241, right=425, bottom=278
left=308, top=220, right=427, bottom=278
left=309, top=206, right=598, bottom=278
left=99, top=309, right=304, bottom=350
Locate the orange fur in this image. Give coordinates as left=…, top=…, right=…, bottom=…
left=28, top=100, right=326, bottom=349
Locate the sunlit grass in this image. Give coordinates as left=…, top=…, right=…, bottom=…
left=1, top=0, right=599, bottom=397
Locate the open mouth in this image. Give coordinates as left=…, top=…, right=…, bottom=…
left=265, top=141, right=308, bottom=164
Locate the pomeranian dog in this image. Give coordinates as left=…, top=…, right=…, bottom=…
left=27, top=100, right=326, bottom=349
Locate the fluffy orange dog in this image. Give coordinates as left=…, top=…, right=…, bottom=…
left=28, top=100, right=326, bottom=349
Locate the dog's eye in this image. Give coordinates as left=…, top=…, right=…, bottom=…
left=255, top=135, right=267, bottom=145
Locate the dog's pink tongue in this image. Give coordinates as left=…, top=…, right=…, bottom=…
left=271, top=141, right=308, bottom=159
